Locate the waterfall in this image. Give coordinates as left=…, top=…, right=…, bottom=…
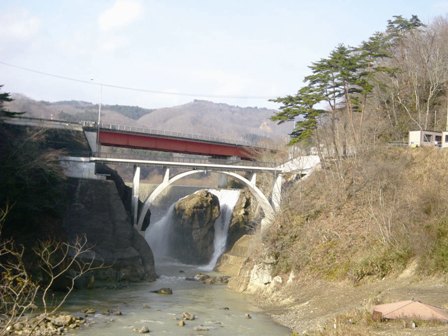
left=200, top=189, right=240, bottom=271
left=145, top=203, right=175, bottom=259
left=145, top=189, right=240, bottom=269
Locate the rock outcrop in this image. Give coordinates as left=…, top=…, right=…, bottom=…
left=216, top=235, right=258, bottom=291
left=95, top=164, right=151, bottom=231
left=227, top=189, right=257, bottom=249
left=170, top=190, right=220, bottom=264
left=217, top=234, right=284, bottom=298
left=63, top=178, right=157, bottom=284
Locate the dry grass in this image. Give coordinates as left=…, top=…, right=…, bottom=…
left=265, top=146, right=448, bottom=282
left=296, top=309, right=448, bottom=336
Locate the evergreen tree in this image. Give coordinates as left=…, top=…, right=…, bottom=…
left=386, top=14, right=424, bottom=41
left=270, top=86, right=325, bottom=145
left=0, top=85, right=13, bottom=117
left=0, top=85, right=23, bottom=118
left=270, top=15, right=425, bottom=148
left=271, top=44, right=372, bottom=154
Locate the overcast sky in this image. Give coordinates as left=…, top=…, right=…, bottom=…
left=1, top=0, right=447, bottom=109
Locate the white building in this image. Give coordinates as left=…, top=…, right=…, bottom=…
left=408, top=131, right=446, bottom=148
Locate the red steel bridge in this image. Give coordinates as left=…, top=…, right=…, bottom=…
left=95, top=124, right=262, bottom=160
left=4, top=116, right=275, bottom=160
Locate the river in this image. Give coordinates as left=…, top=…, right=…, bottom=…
left=64, top=187, right=290, bottom=335
left=65, top=259, right=290, bottom=335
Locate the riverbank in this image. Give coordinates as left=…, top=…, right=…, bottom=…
left=257, top=275, right=448, bottom=335
left=216, top=235, right=448, bottom=335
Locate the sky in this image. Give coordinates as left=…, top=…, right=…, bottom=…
left=1, top=0, right=447, bottom=110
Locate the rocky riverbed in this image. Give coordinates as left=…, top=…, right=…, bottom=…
left=4, top=313, right=86, bottom=336
left=57, top=259, right=290, bottom=335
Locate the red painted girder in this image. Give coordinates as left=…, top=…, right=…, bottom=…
left=99, top=130, right=254, bottom=160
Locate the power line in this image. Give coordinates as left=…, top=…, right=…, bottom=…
left=0, top=60, right=274, bottom=100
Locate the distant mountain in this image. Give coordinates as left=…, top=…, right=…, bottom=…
left=6, top=95, right=291, bottom=144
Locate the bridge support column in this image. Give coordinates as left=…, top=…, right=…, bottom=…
left=163, top=167, right=170, bottom=183
left=218, top=174, right=228, bottom=188
left=271, top=174, right=283, bottom=212
left=131, top=165, right=141, bottom=227
left=250, top=173, right=257, bottom=186
left=136, top=167, right=172, bottom=231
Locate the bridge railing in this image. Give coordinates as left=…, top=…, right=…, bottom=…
left=5, top=116, right=281, bottom=151
left=94, top=122, right=262, bottom=148
left=96, top=151, right=278, bottom=168
left=2, top=116, right=83, bottom=130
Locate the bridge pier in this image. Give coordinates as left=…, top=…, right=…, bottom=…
left=135, top=167, right=179, bottom=231
left=163, top=167, right=170, bottom=183
left=218, top=174, right=228, bottom=188
left=250, top=173, right=257, bottom=187
left=131, top=165, right=140, bottom=227
left=272, top=174, right=283, bottom=212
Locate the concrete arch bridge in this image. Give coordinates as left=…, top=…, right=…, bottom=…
left=89, top=157, right=286, bottom=233
left=60, top=155, right=319, bottom=234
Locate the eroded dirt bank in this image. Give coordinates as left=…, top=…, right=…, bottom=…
left=261, top=277, right=448, bottom=335
left=217, top=235, right=448, bottom=335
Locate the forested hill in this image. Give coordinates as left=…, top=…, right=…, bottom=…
left=7, top=95, right=291, bottom=143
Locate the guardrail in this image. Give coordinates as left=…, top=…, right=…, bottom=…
left=96, top=122, right=258, bottom=148
left=2, top=116, right=83, bottom=131
left=88, top=156, right=283, bottom=173
left=96, top=151, right=278, bottom=168
left=3, top=116, right=281, bottom=150
left=387, top=141, right=408, bottom=147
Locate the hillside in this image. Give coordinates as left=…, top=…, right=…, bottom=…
left=6, top=95, right=291, bottom=144
left=267, top=147, right=448, bottom=281
left=226, top=146, right=448, bottom=335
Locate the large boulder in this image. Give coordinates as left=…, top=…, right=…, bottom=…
left=227, top=189, right=257, bottom=249
left=170, top=190, right=220, bottom=264
left=63, top=178, right=157, bottom=284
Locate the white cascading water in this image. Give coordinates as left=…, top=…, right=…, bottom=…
left=200, top=189, right=240, bottom=271
left=145, top=189, right=240, bottom=269
left=145, top=203, right=175, bottom=259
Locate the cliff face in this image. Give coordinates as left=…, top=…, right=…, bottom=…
left=170, top=190, right=220, bottom=264
left=95, top=164, right=151, bottom=231
left=63, top=178, right=157, bottom=283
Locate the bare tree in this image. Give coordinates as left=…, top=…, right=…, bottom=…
left=0, top=206, right=40, bottom=335
left=0, top=207, right=105, bottom=336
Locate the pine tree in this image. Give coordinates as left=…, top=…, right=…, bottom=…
left=270, top=86, right=325, bottom=145
left=0, top=85, right=23, bottom=118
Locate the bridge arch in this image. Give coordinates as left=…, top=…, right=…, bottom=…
left=136, top=169, right=274, bottom=231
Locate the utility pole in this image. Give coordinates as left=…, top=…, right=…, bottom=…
left=446, top=102, right=448, bottom=131
left=96, top=84, right=102, bottom=156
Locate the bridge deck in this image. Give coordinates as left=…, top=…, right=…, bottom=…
left=61, top=156, right=282, bottom=173
left=4, top=116, right=277, bottom=160
left=99, top=129, right=255, bottom=160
